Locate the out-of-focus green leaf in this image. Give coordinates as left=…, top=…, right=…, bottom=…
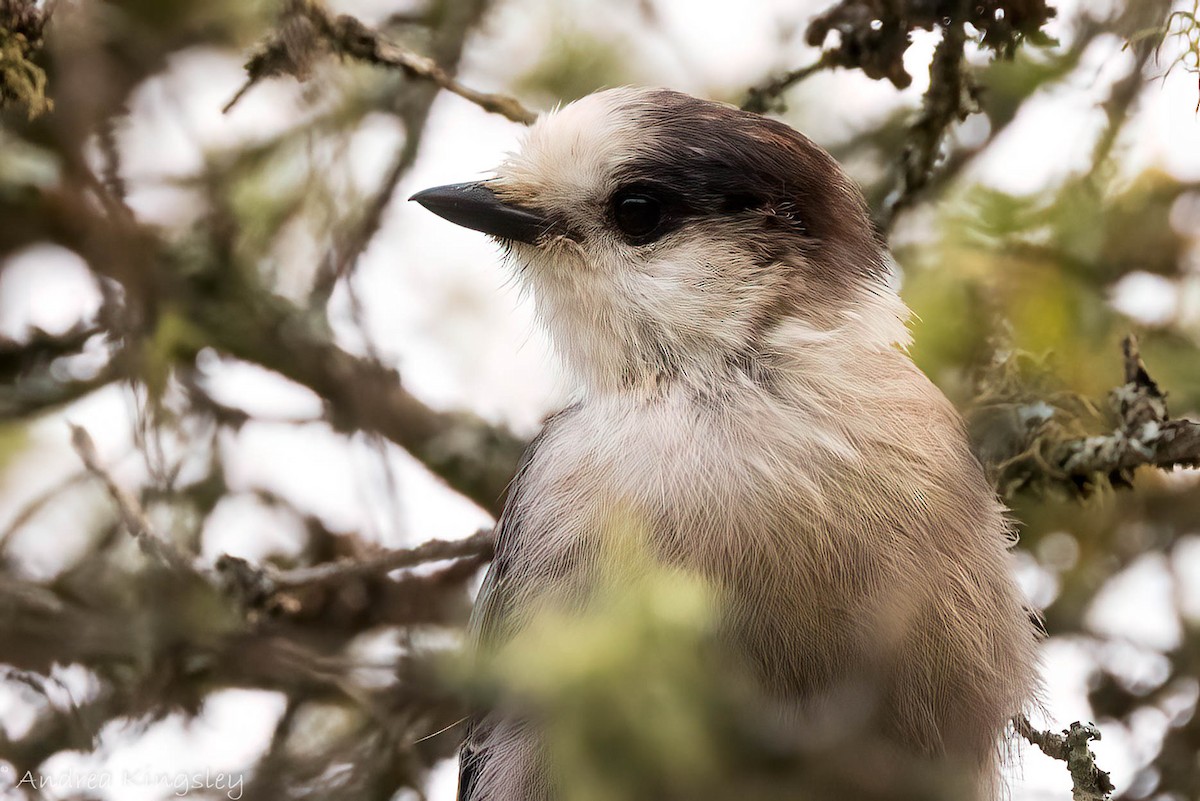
left=467, top=511, right=977, bottom=801
left=516, top=26, right=632, bottom=104
left=144, top=310, right=207, bottom=400
left=106, top=0, right=274, bottom=47
left=0, top=421, right=28, bottom=478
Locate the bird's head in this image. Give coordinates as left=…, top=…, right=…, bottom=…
left=413, top=87, right=908, bottom=396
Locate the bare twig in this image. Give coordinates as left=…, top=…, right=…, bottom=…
left=335, top=15, right=536, bottom=124
left=5, top=152, right=527, bottom=516
left=270, top=527, right=494, bottom=590
left=1015, top=716, right=1114, bottom=800
left=226, top=1, right=536, bottom=125
left=741, top=53, right=833, bottom=114
left=214, top=528, right=492, bottom=628
left=1125, top=0, right=1199, bottom=110
left=310, top=0, right=493, bottom=300
left=1091, top=0, right=1174, bottom=171
left=0, top=469, right=90, bottom=550
left=68, top=424, right=195, bottom=572
left=311, top=118, right=421, bottom=299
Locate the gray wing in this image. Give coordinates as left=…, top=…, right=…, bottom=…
left=458, top=406, right=576, bottom=801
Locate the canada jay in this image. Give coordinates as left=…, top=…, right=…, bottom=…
left=413, top=87, right=1038, bottom=800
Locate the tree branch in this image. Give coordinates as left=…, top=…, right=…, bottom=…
left=980, top=336, right=1200, bottom=497
left=226, top=0, right=535, bottom=125
left=741, top=54, right=833, bottom=114
left=330, top=14, right=536, bottom=125
left=0, top=361, right=120, bottom=420
left=213, top=527, right=494, bottom=630
left=68, top=424, right=196, bottom=572
left=0, top=524, right=491, bottom=718
left=882, top=7, right=976, bottom=228
left=0, top=324, right=101, bottom=381
left=0, top=0, right=53, bottom=119
left=269, top=528, right=494, bottom=591
left=1056, top=336, right=1200, bottom=475
left=192, top=290, right=526, bottom=517
left=1016, top=716, right=1114, bottom=800
left=1064, top=336, right=1199, bottom=478
left=0, top=325, right=121, bottom=420
left=310, top=0, right=496, bottom=299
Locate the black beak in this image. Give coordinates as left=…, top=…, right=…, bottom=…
left=410, top=182, right=551, bottom=244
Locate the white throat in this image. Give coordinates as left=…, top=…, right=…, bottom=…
left=521, top=245, right=913, bottom=400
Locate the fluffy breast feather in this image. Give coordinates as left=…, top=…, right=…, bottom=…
left=489, top=335, right=1037, bottom=773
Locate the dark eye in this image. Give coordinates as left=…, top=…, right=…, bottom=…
left=613, top=193, right=662, bottom=240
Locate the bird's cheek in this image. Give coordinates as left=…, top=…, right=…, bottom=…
left=506, top=238, right=588, bottom=285
left=538, top=235, right=590, bottom=266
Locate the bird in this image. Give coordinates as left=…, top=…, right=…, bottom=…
left=412, top=86, right=1039, bottom=801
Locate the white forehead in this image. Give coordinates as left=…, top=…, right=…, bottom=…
left=495, top=88, right=650, bottom=207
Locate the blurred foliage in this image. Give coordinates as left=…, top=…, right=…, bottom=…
left=477, top=519, right=735, bottom=800
left=0, top=420, right=26, bottom=474
left=515, top=23, right=633, bottom=104
left=470, top=519, right=977, bottom=801
left=905, top=168, right=1200, bottom=406
left=1, top=0, right=1200, bottom=800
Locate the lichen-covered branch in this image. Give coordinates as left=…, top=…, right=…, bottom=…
left=802, top=0, right=1056, bottom=90
left=1058, top=336, right=1200, bottom=476
left=980, top=336, right=1200, bottom=498
left=882, top=6, right=976, bottom=226
left=1016, top=716, right=1114, bottom=801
